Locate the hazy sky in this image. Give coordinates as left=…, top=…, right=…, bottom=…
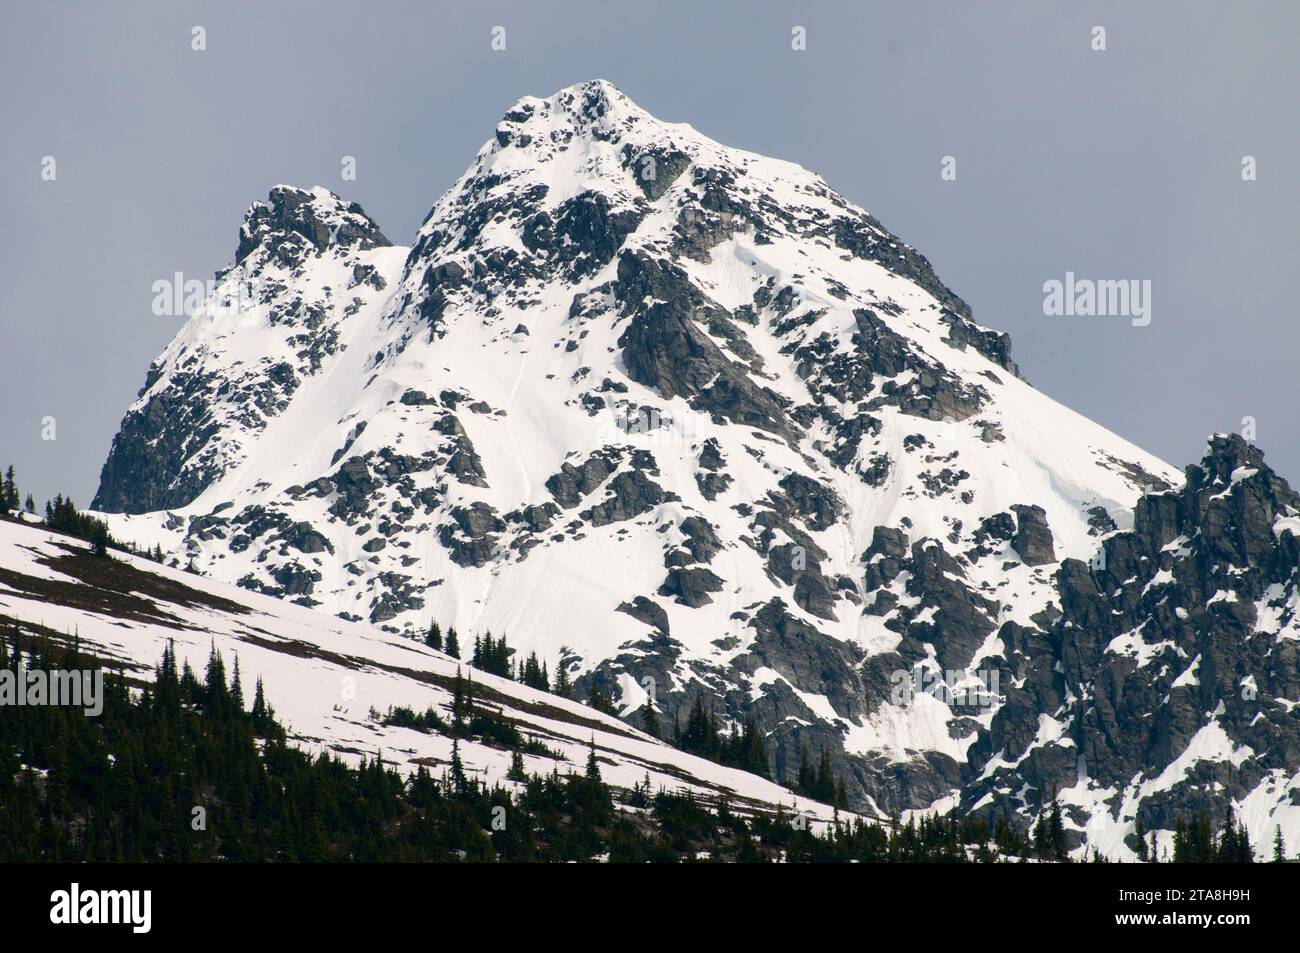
left=2, top=1, right=1297, bottom=507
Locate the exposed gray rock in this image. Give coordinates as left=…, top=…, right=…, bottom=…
left=658, top=566, right=724, bottom=608
left=616, top=595, right=670, bottom=635
left=1011, top=504, right=1057, bottom=566
left=616, top=252, right=797, bottom=442
left=582, top=470, right=678, bottom=527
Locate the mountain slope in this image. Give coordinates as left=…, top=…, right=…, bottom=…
left=88, top=80, right=1300, bottom=857
left=0, top=514, right=841, bottom=824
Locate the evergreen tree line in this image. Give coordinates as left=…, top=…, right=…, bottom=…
left=0, top=625, right=624, bottom=862
left=425, top=621, right=563, bottom=695
left=1031, top=789, right=1070, bottom=861
left=3, top=623, right=1102, bottom=863
left=1021, top=790, right=1275, bottom=863
left=0, top=462, right=165, bottom=563
left=788, top=743, right=849, bottom=810
left=43, top=494, right=115, bottom=556
left=672, top=696, right=772, bottom=782
left=0, top=464, right=34, bottom=515
left=377, top=667, right=558, bottom=759
left=1132, top=809, right=1262, bottom=863
left=422, top=619, right=851, bottom=812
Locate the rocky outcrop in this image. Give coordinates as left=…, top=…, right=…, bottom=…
left=1011, top=504, right=1056, bottom=566
left=236, top=184, right=390, bottom=265
left=964, top=435, right=1300, bottom=851
left=616, top=252, right=797, bottom=442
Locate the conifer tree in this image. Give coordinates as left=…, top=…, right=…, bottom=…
left=451, top=668, right=466, bottom=734
left=740, top=718, right=769, bottom=778
left=450, top=737, right=467, bottom=793
left=1216, top=806, right=1253, bottom=863
left=588, top=684, right=617, bottom=715
left=230, top=655, right=245, bottom=710
left=521, top=651, right=549, bottom=691
left=1047, top=790, right=1066, bottom=861
left=250, top=676, right=275, bottom=735
left=553, top=662, right=571, bottom=698
left=2, top=466, right=16, bottom=511
left=639, top=702, right=660, bottom=739
left=796, top=743, right=814, bottom=794
left=507, top=750, right=527, bottom=782
left=814, top=749, right=836, bottom=804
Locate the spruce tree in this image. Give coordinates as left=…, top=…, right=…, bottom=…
left=507, top=750, right=527, bottom=782
left=522, top=651, right=548, bottom=691
left=230, top=655, right=245, bottom=710
left=90, top=520, right=110, bottom=558
left=450, top=737, right=467, bottom=793
left=1047, top=788, right=1066, bottom=861
left=796, top=743, right=813, bottom=795
left=740, top=718, right=769, bottom=778
left=588, top=684, right=617, bottom=716
left=451, top=667, right=466, bottom=734
left=553, top=662, right=571, bottom=698
left=640, top=702, right=660, bottom=739
left=814, top=750, right=836, bottom=804
left=250, top=677, right=274, bottom=735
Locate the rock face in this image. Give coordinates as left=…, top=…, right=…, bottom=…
left=1012, top=504, right=1056, bottom=566
left=965, top=434, right=1300, bottom=855
left=93, top=81, right=1300, bottom=857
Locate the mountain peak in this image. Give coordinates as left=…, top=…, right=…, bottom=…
left=485, top=78, right=688, bottom=171
left=503, top=79, right=648, bottom=133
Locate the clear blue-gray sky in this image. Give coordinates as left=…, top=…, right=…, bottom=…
left=2, top=0, right=1297, bottom=505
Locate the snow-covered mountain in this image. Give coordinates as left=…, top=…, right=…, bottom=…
left=89, top=80, right=1300, bottom=858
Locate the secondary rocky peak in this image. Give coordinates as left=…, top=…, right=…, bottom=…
left=95, top=184, right=402, bottom=515
left=236, top=184, right=391, bottom=266
left=1190, top=432, right=1269, bottom=486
